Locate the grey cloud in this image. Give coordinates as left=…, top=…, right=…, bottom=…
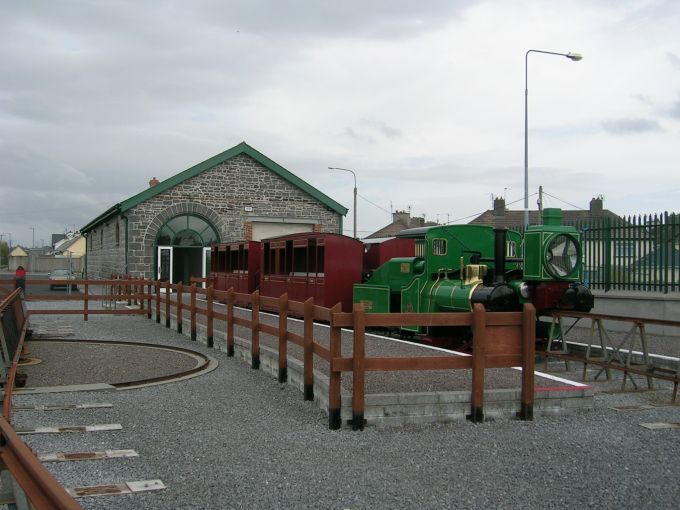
left=343, top=119, right=402, bottom=144
left=360, top=119, right=402, bottom=139
left=669, top=97, right=680, bottom=119
left=601, top=118, right=663, bottom=135
left=667, top=52, right=680, bottom=71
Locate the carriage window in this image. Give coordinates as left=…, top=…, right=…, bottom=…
left=263, top=243, right=270, bottom=274
left=432, top=239, right=447, bottom=255
left=415, top=241, right=425, bottom=257
left=506, top=241, right=517, bottom=258
left=278, top=249, right=286, bottom=275
left=242, top=247, right=249, bottom=271
left=293, top=246, right=307, bottom=275
left=229, top=250, right=239, bottom=274
left=317, top=245, right=325, bottom=275
left=218, top=250, right=224, bottom=272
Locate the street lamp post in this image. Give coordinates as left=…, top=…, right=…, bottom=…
left=328, top=167, right=357, bottom=238
left=524, top=49, right=582, bottom=229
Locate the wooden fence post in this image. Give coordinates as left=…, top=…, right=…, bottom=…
left=468, top=304, right=486, bottom=423
left=226, top=288, right=234, bottom=356
left=518, top=303, right=536, bottom=421
left=165, top=281, right=171, bottom=328
left=278, top=293, right=288, bottom=383
left=328, top=303, right=343, bottom=430
left=251, top=291, right=260, bottom=369
left=83, top=283, right=89, bottom=322
left=190, top=283, right=197, bottom=341
left=126, top=275, right=131, bottom=306
left=303, top=297, right=314, bottom=401
left=176, top=282, right=184, bottom=334
left=352, top=303, right=365, bottom=431
left=206, top=286, right=214, bottom=348
left=146, top=281, right=152, bottom=319
left=155, top=280, right=161, bottom=324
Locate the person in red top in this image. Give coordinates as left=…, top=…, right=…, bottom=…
left=15, top=265, right=26, bottom=292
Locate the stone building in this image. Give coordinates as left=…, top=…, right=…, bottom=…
left=81, top=142, right=347, bottom=282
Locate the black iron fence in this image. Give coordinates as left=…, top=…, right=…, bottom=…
left=512, top=211, right=679, bottom=293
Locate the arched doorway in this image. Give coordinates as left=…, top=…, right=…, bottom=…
left=156, top=214, right=219, bottom=285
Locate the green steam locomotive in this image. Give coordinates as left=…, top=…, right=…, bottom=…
left=353, top=208, right=593, bottom=339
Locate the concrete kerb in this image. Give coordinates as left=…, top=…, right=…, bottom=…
left=160, top=306, right=593, bottom=427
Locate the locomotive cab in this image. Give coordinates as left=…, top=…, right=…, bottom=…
left=522, top=208, right=594, bottom=313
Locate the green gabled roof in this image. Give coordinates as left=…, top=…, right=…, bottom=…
left=82, top=141, right=347, bottom=233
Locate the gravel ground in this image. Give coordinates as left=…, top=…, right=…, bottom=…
left=3, top=301, right=679, bottom=509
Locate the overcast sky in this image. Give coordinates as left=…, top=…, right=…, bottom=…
left=1, top=0, right=679, bottom=247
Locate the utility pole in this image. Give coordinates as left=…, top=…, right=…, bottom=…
left=538, top=186, right=543, bottom=212
left=30, top=226, right=35, bottom=248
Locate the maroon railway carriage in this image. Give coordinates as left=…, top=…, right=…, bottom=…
left=362, top=237, right=415, bottom=276
left=210, top=241, right=261, bottom=294
left=260, top=232, right=363, bottom=312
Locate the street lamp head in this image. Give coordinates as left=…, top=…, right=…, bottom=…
left=566, top=52, right=583, bottom=61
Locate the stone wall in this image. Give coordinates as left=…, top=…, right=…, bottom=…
left=85, top=218, right=126, bottom=279
left=86, top=153, right=342, bottom=279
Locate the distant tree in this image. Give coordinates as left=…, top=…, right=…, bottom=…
left=0, top=241, right=8, bottom=268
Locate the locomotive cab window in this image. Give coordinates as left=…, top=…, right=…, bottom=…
left=432, top=238, right=447, bottom=256
left=415, top=241, right=425, bottom=258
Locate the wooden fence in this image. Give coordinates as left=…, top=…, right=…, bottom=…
left=0, top=288, right=82, bottom=509
left=15, top=276, right=536, bottom=429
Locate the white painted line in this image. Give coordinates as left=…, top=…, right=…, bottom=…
left=67, top=479, right=166, bottom=498
left=566, top=340, right=680, bottom=363
left=17, top=424, right=122, bottom=435
left=38, top=449, right=139, bottom=462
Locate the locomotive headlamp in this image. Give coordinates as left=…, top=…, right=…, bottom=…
left=544, top=234, right=579, bottom=278
left=519, top=282, right=531, bottom=299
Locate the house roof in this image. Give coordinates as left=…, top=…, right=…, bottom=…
left=10, top=246, right=28, bottom=257
left=365, top=212, right=437, bottom=239
left=54, top=234, right=83, bottom=253
left=469, top=207, right=621, bottom=229
left=82, top=142, right=348, bottom=233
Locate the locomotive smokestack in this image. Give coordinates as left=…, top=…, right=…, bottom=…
left=493, top=228, right=507, bottom=283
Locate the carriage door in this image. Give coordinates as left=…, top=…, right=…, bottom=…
left=201, top=247, right=211, bottom=289
left=157, top=246, right=173, bottom=287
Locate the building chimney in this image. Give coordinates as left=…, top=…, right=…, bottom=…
left=393, top=210, right=412, bottom=226
left=149, top=177, right=160, bottom=187
left=590, top=196, right=603, bottom=215
left=493, top=197, right=506, bottom=216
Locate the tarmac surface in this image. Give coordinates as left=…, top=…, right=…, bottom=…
left=5, top=302, right=680, bottom=509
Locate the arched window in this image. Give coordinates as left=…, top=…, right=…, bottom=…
left=156, top=214, right=219, bottom=247
left=115, top=222, right=120, bottom=246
